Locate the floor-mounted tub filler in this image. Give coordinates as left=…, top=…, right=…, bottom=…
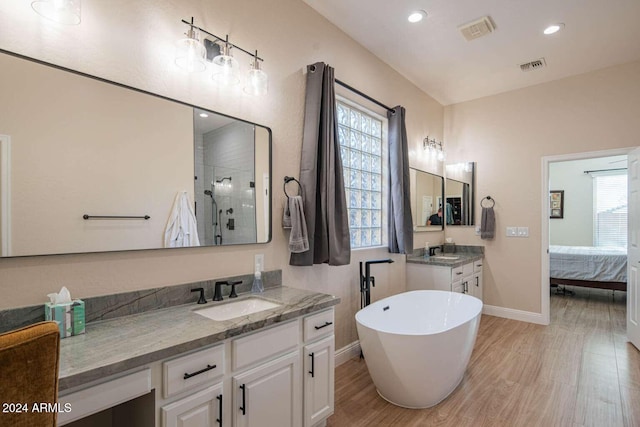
left=355, top=290, right=483, bottom=408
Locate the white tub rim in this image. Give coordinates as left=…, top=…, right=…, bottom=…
left=355, top=290, right=482, bottom=336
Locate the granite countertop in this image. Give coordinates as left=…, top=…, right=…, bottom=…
left=406, top=252, right=483, bottom=268
left=58, top=286, right=339, bottom=392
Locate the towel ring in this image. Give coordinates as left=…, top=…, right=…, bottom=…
left=284, top=176, right=302, bottom=199
left=481, top=196, right=495, bottom=208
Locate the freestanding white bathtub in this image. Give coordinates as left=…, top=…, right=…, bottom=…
left=355, top=290, right=483, bottom=408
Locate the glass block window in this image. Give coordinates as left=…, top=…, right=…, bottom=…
left=337, top=100, right=386, bottom=249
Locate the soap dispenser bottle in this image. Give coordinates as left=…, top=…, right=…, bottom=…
left=251, top=265, right=264, bottom=293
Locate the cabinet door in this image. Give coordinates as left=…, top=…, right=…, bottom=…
left=452, top=282, right=465, bottom=294
left=233, top=351, right=301, bottom=427
left=162, top=383, right=223, bottom=427
left=471, top=272, right=483, bottom=301
left=304, top=336, right=334, bottom=426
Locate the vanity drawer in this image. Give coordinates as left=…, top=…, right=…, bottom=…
left=304, top=309, right=335, bottom=342
left=452, top=265, right=464, bottom=280
left=462, top=262, right=474, bottom=277
left=232, top=320, right=299, bottom=371
left=474, top=260, right=483, bottom=273
left=163, top=344, right=224, bottom=399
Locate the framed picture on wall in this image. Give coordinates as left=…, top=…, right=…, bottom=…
left=550, top=190, right=564, bottom=219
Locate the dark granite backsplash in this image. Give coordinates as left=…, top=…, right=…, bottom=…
left=0, top=270, right=281, bottom=334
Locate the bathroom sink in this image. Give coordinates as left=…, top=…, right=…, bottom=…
left=431, top=256, right=460, bottom=260
left=194, top=297, right=282, bottom=321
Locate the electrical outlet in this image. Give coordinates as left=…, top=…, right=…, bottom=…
left=475, top=226, right=481, bottom=235
left=254, top=254, right=264, bottom=272
left=517, top=227, right=529, bottom=237
left=506, top=227, right=518, bottom=237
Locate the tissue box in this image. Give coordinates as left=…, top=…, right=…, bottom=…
left=443, top=243, right=456, bottom=253
left=45, top=300, right=85, bottom=338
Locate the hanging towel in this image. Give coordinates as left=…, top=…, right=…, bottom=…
left=480, top=206, right=495, bottom=240
left=288, top=196, right=309, bottom=253
left=282, top=198, right=292, bottom=229
left=164, top=191, right=201, bottom=248
left=445, top=202, right=454, bottom=225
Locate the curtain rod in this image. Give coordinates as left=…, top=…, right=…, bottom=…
left=583, top=168, right=627, bottom=174
left=335, top=79, right=395, bottom=114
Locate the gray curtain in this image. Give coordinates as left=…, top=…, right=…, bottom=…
left=387, top=106, right=414, bottom=254
left=290, top=62, right=351, bottom=266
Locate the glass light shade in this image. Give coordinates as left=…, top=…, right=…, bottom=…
left=31, top=0, right=81, bottom=25
left=175, top=32, right=207, bottom=72
left=244, top=67, right=268, bottom=96
left=212, top=54, right=240, bottom=86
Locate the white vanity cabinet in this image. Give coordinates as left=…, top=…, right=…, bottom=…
left=232, top=352, right=301, bottom=427
left=162, top=382, right=223, bottom=427
left=407, top=258, right=483, bottom=301
left=303, top=310, right=335, bottom=427
left=156, top=308, right=335, bottom=427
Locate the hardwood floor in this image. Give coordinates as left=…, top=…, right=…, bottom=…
left=327, top=288, right=640, bottom=426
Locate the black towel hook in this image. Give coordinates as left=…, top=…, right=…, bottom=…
left=481, top=196, right=495, bottom=208
left=284, top=176, right=302, bottom=199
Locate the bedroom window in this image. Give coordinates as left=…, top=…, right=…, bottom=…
left=593, top=173, right=627, bottom=248
left=336, top=98, right=387, bottom=249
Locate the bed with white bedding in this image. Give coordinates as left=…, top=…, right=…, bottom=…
left=549, top=245, right=627, bottom=291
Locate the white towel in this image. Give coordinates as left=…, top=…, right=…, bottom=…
left=288, top=196, right=309, bottom=253
left=164, top=191, right=201, bottom=248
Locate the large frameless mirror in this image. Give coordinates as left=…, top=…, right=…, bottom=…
left=0, top=49, right=271, bottom=257
left=410, top=168, right=445, bottom=232
left=445, top=162, right=476, bottom=226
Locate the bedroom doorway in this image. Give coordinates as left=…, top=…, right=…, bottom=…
left=541, top=148, right=631, bottom=327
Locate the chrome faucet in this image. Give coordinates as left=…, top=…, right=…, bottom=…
left=359, top=259, right=394, bottom=309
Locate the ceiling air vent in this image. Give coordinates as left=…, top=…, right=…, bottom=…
left=520, top=58, right=547, bottom=72
left=458, top=16, right=496, bottom=41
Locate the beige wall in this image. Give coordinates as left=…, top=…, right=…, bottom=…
left=0, top=0, right=443, bottom=349
left=444, top=60, right=640, bottom=313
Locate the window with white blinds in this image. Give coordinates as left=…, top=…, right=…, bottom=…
left=593, top=173, right=627, bottom=248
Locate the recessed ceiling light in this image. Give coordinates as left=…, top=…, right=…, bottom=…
left=408, top=10, right=426, bottom=23
left=543, top=23, right=564, bottom=35
left=199, top=113, right=209, bottom=118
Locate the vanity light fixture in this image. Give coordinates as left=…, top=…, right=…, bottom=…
left=244, top=50, right=268, bottom=96
left=423, top=136, right=446, bottom=162
left=212, top=35, right=240, bottom=86
left=31, top=0, right=81, bottom=25
left=199, top=112, right=209, bottom=118
left=543, top=23, right=564, bottom=35
left=175, top=18, right=207, bottom=72
left=178, top=17, right=268, bottom=95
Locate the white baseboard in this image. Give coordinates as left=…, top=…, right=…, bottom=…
left=483, top=304, right=547, bottom=325
left=335, top=341, right=361, bottom=366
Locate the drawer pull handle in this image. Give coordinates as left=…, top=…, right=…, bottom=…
left=476, top=263, right=483, bottom=267
left=314, top=321, right=333, bottom=330
left=216, top=394, right=222, bottom=425
left=240, top=384, right=246, bottom=415
left=309, top=352, right=315, bottom=378
left=183, top=364, right=216, bottom=380
left=456, top=272, right=463, bottom=275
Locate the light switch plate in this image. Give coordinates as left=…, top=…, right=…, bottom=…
left=475, top=226, right=481, bottom=235
left=517, top=227, right=529, bottom=237
left=254, top=254, right=264, bottom=272
left=506, top=227, right=518, bottom=237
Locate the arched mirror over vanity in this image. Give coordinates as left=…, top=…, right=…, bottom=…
left=0, top=49, right=272, bottom=257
